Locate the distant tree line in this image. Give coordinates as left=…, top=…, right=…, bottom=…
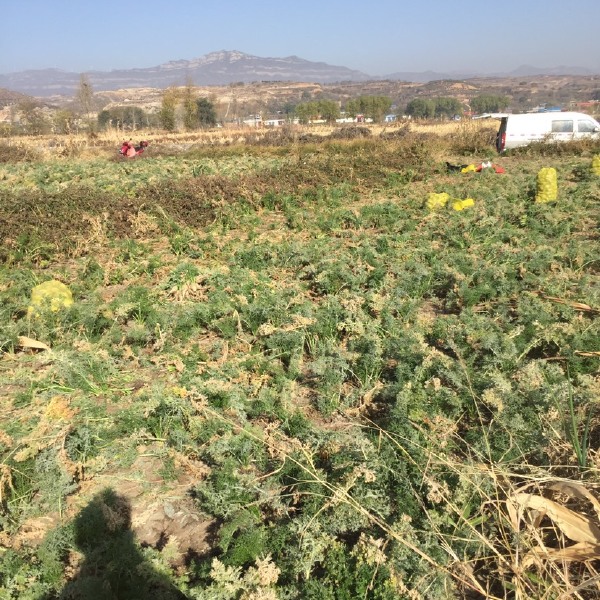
left=158, top=84, right=218, bottom=131
left=405, top=94, right=510, bottom=118
left=346, top=95, right=392, bottom=121
left=469, top=94, right=510, bottom=114
left=291, top=95, right=393, bottom=124
left=5, top=103, right=86, bottom=136
left=294, top=100, right=340, bottom=124
left=97, top=106, right=152, bottom=130
left=292, top=94, right=508, bottom=122
left=405, top=97, right=464, bottom=119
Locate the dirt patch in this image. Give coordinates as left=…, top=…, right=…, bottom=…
left=8, top=446, right=215, bottom=567
left=83, top=450, right=214, bottom=565
left=1, top=515, right=61, bottom=549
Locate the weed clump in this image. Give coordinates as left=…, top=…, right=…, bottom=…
left=0, top=141, right=42, bottom=163
left=328, top=126, right=372, bottom=140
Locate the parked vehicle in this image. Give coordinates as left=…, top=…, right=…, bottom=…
left=496, top=112, right=600, bottom=152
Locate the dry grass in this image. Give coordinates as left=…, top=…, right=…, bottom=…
left=2, top=119, right=499, bottom=161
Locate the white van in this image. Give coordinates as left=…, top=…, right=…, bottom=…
left=496, top=111, right=600, bottom=151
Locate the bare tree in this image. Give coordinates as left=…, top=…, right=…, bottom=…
left=18, top=100, right=50, bottom=135
left=76, top=74, right=95, bottom=132
left=182, top=79, right=198, bottom=130
left=159, top=86, right=179, bottom=131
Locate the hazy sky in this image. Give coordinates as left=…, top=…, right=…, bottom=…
left=2, top=0, right=599, bottom=76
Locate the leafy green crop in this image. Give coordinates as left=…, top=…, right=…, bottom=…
left=1, top=134, right=599, bottom=599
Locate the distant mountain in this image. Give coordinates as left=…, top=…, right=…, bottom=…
left=0, top=51, right=372, bottom=97
left=383, top=70, right=478, bottom=83
left=1, top=52, right=598, bottom=98
left=506, top=64, right=596, bottom=77
left=0, top=87, right=37, bottom=107
left=383, top=64, right=599, bottom=83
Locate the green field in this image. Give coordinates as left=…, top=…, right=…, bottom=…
left=1, top=131, right=599, bottom=599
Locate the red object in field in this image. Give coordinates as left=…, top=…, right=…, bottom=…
left=476, top=161, right=505, bottom=174
left=119, top=140, right=149, bottom=158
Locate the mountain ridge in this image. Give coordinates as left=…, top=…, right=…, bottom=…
left=0, top=50, right=372, bottom=96
left=0, top=50, right=598, bottom=97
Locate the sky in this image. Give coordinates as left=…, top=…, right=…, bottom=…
left=2, top=0, right=600, bottom=76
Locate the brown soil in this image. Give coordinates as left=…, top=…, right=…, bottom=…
left=8, top=446, right=215, bottom=567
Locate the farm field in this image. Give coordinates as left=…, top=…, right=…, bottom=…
left=1, top=124, right=600, bottom=599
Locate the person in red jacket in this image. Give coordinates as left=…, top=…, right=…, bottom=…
left=119, top=140, right=149, bottom=157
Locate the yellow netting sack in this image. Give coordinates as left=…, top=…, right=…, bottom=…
left=535, top=167, right=558, bottom=203
left=452, top=198, right=475, bottom=211
left=461, top=164, right=477, bottom=173
left=28, top=280, right=73, bottom=317
left=592, top=155, right=600, bottom=176
left=426, top=192, right=450, bottom=211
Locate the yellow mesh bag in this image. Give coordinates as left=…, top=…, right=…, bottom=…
left=592, top=155, right=600, bottom=176
left=535, top=167, right=558, bottom=203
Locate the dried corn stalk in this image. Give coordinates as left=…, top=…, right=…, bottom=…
left=508, top=482, right=600, bottom=568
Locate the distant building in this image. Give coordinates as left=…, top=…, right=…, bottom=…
left=334, top=115, right=374, bottom=124
left=527, top=105, right=562, bottom=113
left=264, top=117, right=285, bottom=127
left=568, top=100, right=599, bottom=114
left=243, top=115, right=263, bottom=127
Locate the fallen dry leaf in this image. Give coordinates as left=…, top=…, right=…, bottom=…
left=546, top=481, right=600, bottom=522
left=513, top=492, right=600, bottom=544
left=17, top=336, right=50, bottom=351
left=535, top=292, right=598, bottom=313
left=523, top=541, right=600, bottom=568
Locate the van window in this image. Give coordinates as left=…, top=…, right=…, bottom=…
left=551, top=120, right=573, bottom=133
left=577, top=119, right=597, bottom=133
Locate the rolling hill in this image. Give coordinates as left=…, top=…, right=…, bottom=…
left=2, top=50, right=598, bottom=98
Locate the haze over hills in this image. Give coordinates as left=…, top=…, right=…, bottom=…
left=0, top=51, right=370, bottom=96
left=0, top=50, right=598, bottom=97
left=386, top=64, right=600, bottom=83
